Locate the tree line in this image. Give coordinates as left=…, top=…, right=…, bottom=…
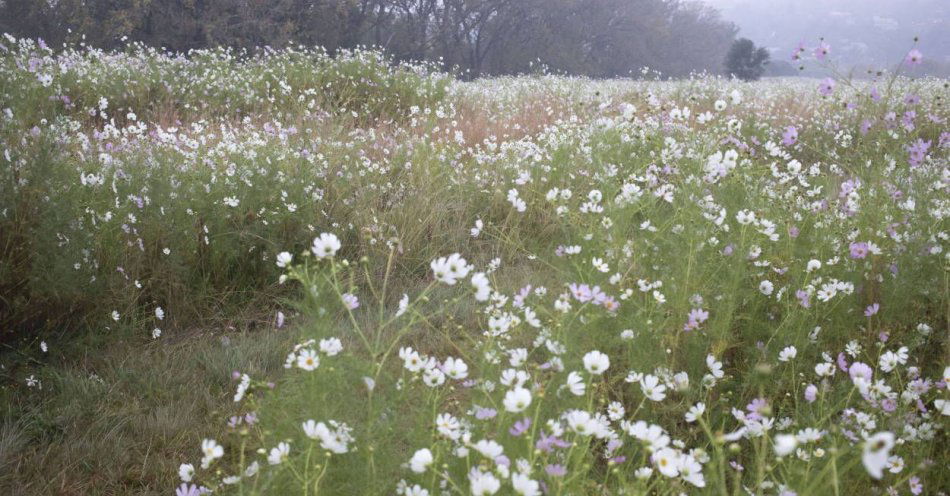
left=0, top=0, right=739, bottom=78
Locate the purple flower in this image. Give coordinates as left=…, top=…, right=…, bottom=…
left=781, top=126, right=798, bottom=146
left=341, top=293, right=359, bottom=310
left=509, top=417, right=532, bottom=437
left=905, top=49, right=923, bottom=66
left=569, top=283, right=592, bottom=303
left=849, top=242, right=869, bottom=259
left=545, top=464, right=567, bottom=477
left=818, top=78, right=835, bottom=96
left=837, top=353, right=849, bottom=372
left=849, top=362, right=873, bottom=383
left=904, top=93, right=920, bottom=106
left=791, top=41, right=806, bottom=61
left=860, top=119, right=873, bottom=135
left=880, top=398, right=896, bottom=412
left=475, top=407, right=497, bottom=420
left=908, top=476, right=923, bottom=495
left=745, top=398, right=769, bottom=415
left=175, top=484, right=207, bottom=496
left=804, top=384, right=818, bottom=403
left=683, top=308, right=709, bottom=332
left=906, top=139, right=931, bottom=167
left=536, top=431, right=571, bottom=452
left=795, top=290, right=811, bottom=308
left=814, top=41, right=830, bottom=61
left=513, top=285, right=532, bottom=308
left=869, top=86, right=881, bottom=102
left=864, top=303, right=879, bottom=317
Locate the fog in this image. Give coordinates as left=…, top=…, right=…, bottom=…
left=701, top=0, right=949, bottom=70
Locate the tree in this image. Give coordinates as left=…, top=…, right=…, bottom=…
left=724, top=38, right=769, bottom=81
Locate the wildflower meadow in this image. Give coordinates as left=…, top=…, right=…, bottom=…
left=0, top=34, right=948, bottom=495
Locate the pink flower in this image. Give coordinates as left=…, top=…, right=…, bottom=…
left=905, top=49, right=923, bottom=66
left=814, top=41, right=830, bottom=61
left=864, top=303, right=879, bottom=317
left=818, top=78, right=835, bottom=96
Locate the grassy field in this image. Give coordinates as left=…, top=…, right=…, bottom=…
left=1, top=35, right=948, bottom=495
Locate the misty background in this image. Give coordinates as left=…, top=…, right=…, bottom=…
left=1, top=0, right=947, bottom=78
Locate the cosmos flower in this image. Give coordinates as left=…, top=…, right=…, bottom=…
left=905, top=49, right=923, bottom=66
left=311, top=233, right=341, bottom=258
left=781, top=126, right=798, bottom=146
left=583, top=350, right=610, bottom=374
left=862, top=432, right=894, bottom=479
left=408, top=448, right=433, bottom=473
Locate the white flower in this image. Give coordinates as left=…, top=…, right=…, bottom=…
left=223, top=196, right=240, bottom=207
left=111, top=310, right=120, bottom=321
left=736, top=209, right=756, bottom=225
left=679, top=454, right=705, bottom=487
left=814, top=362, right=835, bottom=377
left=583, top=350, right=610, bottom=375
left=268, top=442, right=290, bottom=465
left=436, top=413, right=461, bottom=440
left=319, top=338, right=343, bottom=356
left=396, top=293, right=409, bottom=316
left=233, top=373, right=250, bottom=402
left=409, top=448, right=433, bottom=473
left=778, top=346, right=797, bottom=362
left=879, top=351, right=899, bottom=372
left=566, top=371, right=586, bottom=396
left=511, top=472, right=540, bottom=496
left=653, top=447, right=680, bottom=477
left=707, top=355, right=724, bottom=378
left=759, top=280, right=774, bottom=296
left=155, top=307, right=165, bottom=320
left=469, top=468, right=501, bottom=495
left=178, top=463, right=195, bottom=482
left=565, top=410, right=597, bottom=435
left=276, top=251, right=293, bottom=267
left=503, top=387, right=532, bottom=413
left=302, top=420, right=352, bottom=453
left=296, top=349, right=320, bottom=371
left=934, top=399, right=950, bottom=416
left=774, top=434, right=798, bottom=456
left=640, top=375, right=667, bottom=401
left=862, top=432, right=894, bottom=479
left=473, top=439, right=504, bottom=459
left=311, top=233, right=341, bottom=258
left=471, top=272, right=491, bottom=301
left=200, top=439, right=224, bottom=468
left=685, top=402, right=705, bottom=423
left=152, top=328, right=162, bottom=339
left=430, top=253, right=471, bottom=285
left=443, top=357, right=469, bottom=380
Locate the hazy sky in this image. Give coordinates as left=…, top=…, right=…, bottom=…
left=696, top=0, right=949, bottom=66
